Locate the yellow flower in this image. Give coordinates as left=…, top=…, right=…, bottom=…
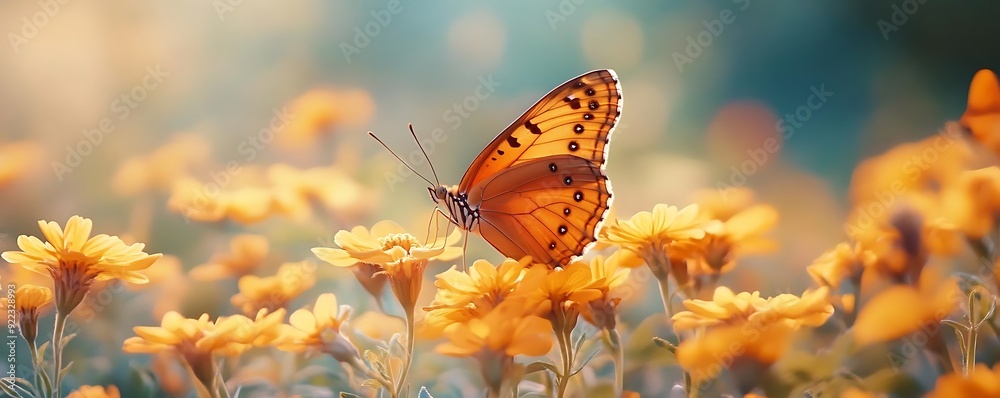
left=671, top=286, right=833, bottom=332
left=14, top=284, right=52, bottom=345
left=601, top=204, right=719, bottom=280
left=189, top=234, right=269, bottom=281
left=961, top=69, right=1000, bottom=154
left=852, top=267, right=959, bottom=345
left=806, top=243, right=863, bottom=288
left=167, top=166, right=280, bottom=224
left=926, top=363, right=1000, bottom=398
left=602, top=204, right=714, bottom=253
left=436, top=301, right=553, bottom=358
left=231, top=261, right=315, bottom=316
left=422, top=257, right=532, bottom=338
left=513, top=261, right=603, bottom=332
left=0, top=141, right=42, bottom=188
left=683, top=204, right=779, bottom=276
left=112, top=133, right=211, bottom=197
left=66, top=385, right=121, bottom=398
left=268, top=163, right=374, bottom=221
left=691, top=187, right=757, bottom=221
left=942, top=166, right=1000, bottom=239
left=2, top=216, right=161, bottom=314
left=312, top=220, right=462, bottom=267
left=123, top=310, right=281, bottom=394
left=277, top=88, right=374, bottom=149
left=276, top=293, right=359, bottom=362
left=580, top=251, right=633, bottom=330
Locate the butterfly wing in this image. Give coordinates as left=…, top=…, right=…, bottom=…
left=467, top=155, right=612, bottom=267
left=458, top=69, right=622, bottom=190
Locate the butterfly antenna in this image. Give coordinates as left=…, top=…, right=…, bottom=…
left=368, top=131, right=435, bottom=187
left=408, top=123, right=441, bottom=186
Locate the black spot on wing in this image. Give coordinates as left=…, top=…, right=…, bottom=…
left=563, top=96, right=581, bottom=109
left=507, top=136, right=521, bottom=148
left=525, top=120, right=542, bottom=135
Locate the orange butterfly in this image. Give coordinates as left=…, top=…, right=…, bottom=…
left=380, top=70, right=622, bottom=267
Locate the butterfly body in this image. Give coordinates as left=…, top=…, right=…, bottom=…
left=432, top=69, right=622, bottom=267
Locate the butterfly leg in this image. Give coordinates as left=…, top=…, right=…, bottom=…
left=461, top=228, right=470, bottom=272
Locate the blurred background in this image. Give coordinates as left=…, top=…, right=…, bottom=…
left=1, top=0, right=998, bottom=396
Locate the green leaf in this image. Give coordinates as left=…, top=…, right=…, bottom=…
left=38, top=368, right=52, bottom=397
left=0, top=381, right=24, bottom=398
left=525, top=361, right=561, bottom=376
left=571, top=346, right=601, bottom=376
left=652, top=336, right=676, bottom=352
left=572, top=332, right=587, bottom=355
left=59, top=360, right=74, bottom=379
left=340, top=392, right=363, bottom=398
left=61, top=333, right=77, bottom=346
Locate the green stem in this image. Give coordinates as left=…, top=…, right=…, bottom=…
left=555, top=328, right=572, bottom=398
left=51, top=311, right=67, bottom=398
left=964, top=322, right=978, bottom=376
left=658, top=278, right=674, bottom=319
left=27, top=342, right=40, bottom=395
left=685, top=371, right=699, bottom=398
left=606, top=328, right=624, bottom=398
left=393, top=311, right=416, bottom=398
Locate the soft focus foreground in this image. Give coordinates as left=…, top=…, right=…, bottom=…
left=2, top=2, right=1000, bottom=398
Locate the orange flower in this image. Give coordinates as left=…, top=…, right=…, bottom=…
left=806, top=243, right=864, bottom=288
left=683, top=204, right=778, bottom=276
left=852, top=267, right=960, bottom=345
left=436, top=301, right=553, bottom=358
left=2, top=216, right=161, bottom=314
left=513, top=261, right=603, bottom=331
left=674, top=287, right=832, bottom=387
left=66, top=385, right=121, bottom=398
left=926, top=363, right=1000, bottom=398
left=942, top=166, right=1000, bottom=239
left=676, top=321, right=794, bottom=386
left=189, top=234, right=269, bottom=281
left=230, top=261, right=315, bottom=316
left=580, top=251, right=633, bottom=331
left=961, top=69, right=1000, bottom=154
left=422, top=257, right=533, bottom=338
left=14, top=284, right=52, bottom=345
